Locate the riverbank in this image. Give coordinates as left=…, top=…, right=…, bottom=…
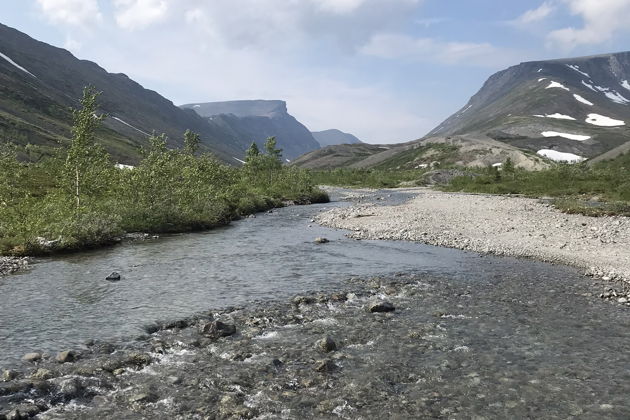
left=318, top=188, right=630, bottom=283
left=2, top=271, right=630, bottom=419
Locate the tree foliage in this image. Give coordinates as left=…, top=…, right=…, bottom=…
left=0, top=91, right=328, bottom=255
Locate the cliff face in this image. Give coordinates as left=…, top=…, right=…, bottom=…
left=181, top=100, right=321, bottom=160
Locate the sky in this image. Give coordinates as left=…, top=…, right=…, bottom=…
left=1, top=0, right=630, bottom=144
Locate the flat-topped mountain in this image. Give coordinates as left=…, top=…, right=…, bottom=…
left=428, top=51, right=630, bottom=162
left=311, top=129, right=362, bottom=147
left=181, top=100, right=320, bottom=160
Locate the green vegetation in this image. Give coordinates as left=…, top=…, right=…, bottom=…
left=0, top=88, right=328, bottom=256
left=442, top=156, right=630, bottom=216
left=310, top=168, right=429, bottom=188
left=372, top=143, right=460, bottom=170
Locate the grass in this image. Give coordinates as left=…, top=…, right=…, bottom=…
left=441, top=153, right=630, bottom=217
left=309, top=168, right=429, bottom=189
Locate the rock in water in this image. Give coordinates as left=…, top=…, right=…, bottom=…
left=106, top=272, right=121, bottom=281
left=315, top=359, right=337, bottom=373
left=22, top=352, right=42, bottom=363
left=368, top=301, right=396, bottom=313
left=314, top=237, right=330, bottom=244
left=56, top=350, right=76, bottom=363
left=317, top=336, right=337, bottom=353
left=198, top=321, right=236, bottom=338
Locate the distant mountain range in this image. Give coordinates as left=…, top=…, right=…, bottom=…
left=0, top=23, right=359, bottom=164
left=295, top=51, right=630, bottom=169
left=311, top=129, right=362, bottom=147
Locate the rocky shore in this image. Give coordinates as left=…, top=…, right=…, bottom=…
left=0, top=258, right=28, bottom=277
left=318, top=188, right=630, bottom=283
left=2, top=269, right=630, bottom=419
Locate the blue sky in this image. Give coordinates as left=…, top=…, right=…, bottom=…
left=1, top=0, right=630, bottom=143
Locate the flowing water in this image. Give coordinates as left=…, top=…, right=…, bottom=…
left=1, top=190, right=471, bottom=367
left=2, top=190, right=630, bottom=418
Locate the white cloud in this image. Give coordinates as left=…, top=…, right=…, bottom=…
left=114, top=0, right=169, bottom=30
left=359, top=33, right=514, bottom=67
left=36, top=0, right=102, bottom=27
left=547, top=0, right=630, bottom=50
left=317, top=0, right=367, bottom=14
left=513, top=1, right=555, bottom=25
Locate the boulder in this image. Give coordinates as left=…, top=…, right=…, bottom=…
left=314, top=237, right=330, bottom=244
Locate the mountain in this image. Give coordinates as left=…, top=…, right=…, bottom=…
left=311, top=129, right=362, bottom=147
left=291, top=135, right=548, bottom=170
left=0, top=22, right=255, bottom=163
left=180, top=100, right=320, bottom=160
left=428, top=51, right=630, bottom=162
left=294, top=51, right=630, bottom=170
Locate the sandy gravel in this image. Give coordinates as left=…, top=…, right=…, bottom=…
left=318, top=188, right=630, bottom=283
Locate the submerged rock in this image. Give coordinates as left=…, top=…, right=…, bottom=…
left=317, top=336, right=337, bottom=353
left=314, top=237, right=330, bottom=244
left=315, top=359, right=338, bottom=373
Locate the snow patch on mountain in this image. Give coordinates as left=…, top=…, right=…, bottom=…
left=585, top=113, right=625, bottom=127
left=622, top=80, right=630, bottom=91
left=541, top=131, right=591, bottom=141
left=537, top=149, right=586, bottom=163
left=566, top=64, right=590, bottom=78
left=233, top=157, right=246, bottom=164
left=546, top=81, right=570, bottom=91
left=111, top=117, right=150, bottom=136
left=581, top=80, right=598, bottom=92
left=604, top=91, right=630, bottom=104
left=545, top=113, right=576, bottom=120
left=573, top=94, right=594, bottom=106
left=0, top=51, right=36, bottom=78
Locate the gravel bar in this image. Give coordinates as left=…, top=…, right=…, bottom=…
left=318, top=188, right=630, bottom=283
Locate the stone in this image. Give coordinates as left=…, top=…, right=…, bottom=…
left=1, top=370, right=18, bottom=382
left=57, top=377, right=82, bottom=399
left=30, top=368, right=52, bottom=380
left=56, top=350, right=76, bottom=363
left=317, top=336, right=337, bottom=353
left=368, top=301, right=396, bottom=313
left=618, top=297, right=628, bottom=304
left=315, top=359, right=337, bottom=373
left=292, top=295, right=315, bottom=306
left=167, top=376, right=182, bottom=385
left=106, top=272, right=121, bottom=281
left=128, top=392, right=157, bottom=403
left=22, top=353, right=41, bottom=363
left=314, top=237, right=330, bottom=244
left=199, top=321, right=236, bottom=338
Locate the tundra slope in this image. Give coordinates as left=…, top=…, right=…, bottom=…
left=317, top=188, right=630, bottom=283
